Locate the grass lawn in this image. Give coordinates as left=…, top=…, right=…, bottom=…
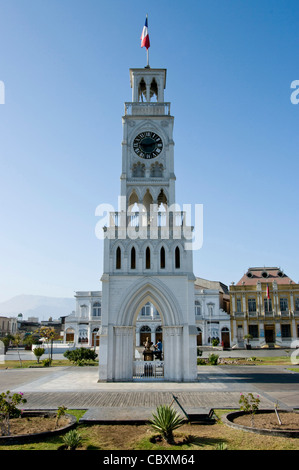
left=0, top=360, right=98, bottom=369
left=0, top=409, right=298, bottom=451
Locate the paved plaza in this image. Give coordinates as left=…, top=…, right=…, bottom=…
left=1, top=349, right=299, bottom=422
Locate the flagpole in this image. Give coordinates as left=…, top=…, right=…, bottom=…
left=147, top=48, right=149, bottom=68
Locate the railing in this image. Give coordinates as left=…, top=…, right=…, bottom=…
left=110, top=211, right=186, bottom=228
left=133, top=360, right=164, bottom=380
left=125, top=102, right=171, bottom=116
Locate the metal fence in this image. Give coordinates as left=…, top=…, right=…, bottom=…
left=133, top=360, right=164, bottom=380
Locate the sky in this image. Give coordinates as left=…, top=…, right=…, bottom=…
left=0, top=0, right=298, bottom=303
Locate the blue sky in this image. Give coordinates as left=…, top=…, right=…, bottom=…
left=0, top=0, right=298, bottom=303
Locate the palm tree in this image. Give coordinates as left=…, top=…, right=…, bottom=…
left=148, top=405, right=185, bottom=444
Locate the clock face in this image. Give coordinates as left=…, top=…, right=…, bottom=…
left=133, top=132, right=163, bottom=159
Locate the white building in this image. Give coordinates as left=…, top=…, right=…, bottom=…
left=65, top=276, right=231, bottom=349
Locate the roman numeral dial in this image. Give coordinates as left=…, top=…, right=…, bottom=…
left=133, top=132, right=163, bottom=159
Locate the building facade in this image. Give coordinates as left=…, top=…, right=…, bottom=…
left=230, top=267, right=299, bottom=348
left=66, top=276, right=231, bottom=350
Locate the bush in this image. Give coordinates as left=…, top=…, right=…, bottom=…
left=64, top=348, right=98, bottom=366
left=42, top=358, right=52, bottom=367
left=208, top=353, right=219, bottom=365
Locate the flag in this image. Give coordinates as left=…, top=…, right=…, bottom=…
left=141, top=15, right=150, bottom=50
left=266, top=284, right=270, bottom=299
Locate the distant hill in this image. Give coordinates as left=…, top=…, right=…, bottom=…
left=0, top=294, right=75, bottom=321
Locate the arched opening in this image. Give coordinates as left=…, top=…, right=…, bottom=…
left=175, top=246, right=180, bottom=269
left=157, top=189, right=167, bottom=208
left=150, top=78, right=158, bottom=101
left=78, top=326, right=88, bottom=344
left=131, top=247, right=136, bottom=269
left=145, top=247, right=151, bottom=269
left=65, top=328, right=75, bottom=342
left=160, top=246, right=165, bottom=269
left=116, top=246, right=121, bottom=270
left=142, top=189, right=153, bottom=214
left=155, top=325, right=163, bottom=344
left=92, top=328, right=100, bottom=347
left=138, top=78, right=146, bottom=102
left=139, top=325, right=151, bottom=347
left=221, top=327, right=230, bottom=349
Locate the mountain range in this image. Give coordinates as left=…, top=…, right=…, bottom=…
left=0, top=294, right=75, bottom=321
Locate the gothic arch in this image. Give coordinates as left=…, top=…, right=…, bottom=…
left=116, top=277, right=183, bottom=327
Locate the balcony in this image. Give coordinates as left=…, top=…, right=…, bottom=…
left=124, top=102, right=171, bottom=116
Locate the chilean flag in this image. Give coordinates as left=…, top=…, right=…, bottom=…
left=141, top=15, right=150, bottom=50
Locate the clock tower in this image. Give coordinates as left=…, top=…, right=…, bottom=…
left=98, top=66, right=198, bottom=382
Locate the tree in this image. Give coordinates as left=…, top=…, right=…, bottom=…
left=12, top=333, right=24, bottom=368
left=33, top=347, right=45, bottom=364
left=36, top=327, right=56, bottom=364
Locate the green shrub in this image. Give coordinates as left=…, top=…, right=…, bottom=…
left=64, top=348, right=98, bottom=366
left=42, top=358, right=52, bottom=367
left=208, top=353, right=219, bottom=365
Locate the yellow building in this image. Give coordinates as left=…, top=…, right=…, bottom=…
left=230, top=267, right=299, bottom=348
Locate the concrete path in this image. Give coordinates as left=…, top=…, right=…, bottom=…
left=1, top=364, right=298, bottom=422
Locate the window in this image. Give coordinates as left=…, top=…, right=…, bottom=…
left=116, top=247, right=121, bottom=269
left=175, top=246, right=180, bottom=269
left=236, top=298, right=242, bottom=313
left=146, top=247, right=151, bottom=269
left=248, top=298, right=256, bottom=313
left=92, top=302, right=101, bottom=317
left=295, top=298, right=299, bottom=312
left=248, top=324, right=259, bottom=338
left=281, top=324, right=291, bottom=338
left=280, top=298, right=288, bottom=312
left=160, top=247, right=165, bottom=269
left=131, top=247, right=136, bottom=269
left=141, top=302, right=152, bottom=316
left=264, top=298, right=272, bottom=312
left=195, top=300, right=201, bottom=316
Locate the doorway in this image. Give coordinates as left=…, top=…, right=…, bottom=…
left=265, top=324, right=275, bottom=343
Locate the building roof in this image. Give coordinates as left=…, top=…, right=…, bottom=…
left=194, top=277, right=229, bottom=295
left=236, top=267, right=294, bottom=286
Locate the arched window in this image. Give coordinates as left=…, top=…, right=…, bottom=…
left=146, top=247, right=151, bottom=269
left=93, top=302, right=101, bottom=317
left=175, top=246, right=180, bottom=269
left=116, top=247, right=121, bottom=269
left=160, top=246, right=165, bottom=269
left=131, top=247, right=136, bottom=269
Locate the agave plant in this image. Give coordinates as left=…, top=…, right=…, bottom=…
left=62, top=429, right=82, bottom=450
left=149, top=405, right=185, bottom=444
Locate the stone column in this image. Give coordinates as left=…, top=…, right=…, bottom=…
left=113, top=326, right=134, bottom=381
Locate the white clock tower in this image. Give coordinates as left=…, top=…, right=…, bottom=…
left=98, top=66, right=198, bottom=382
